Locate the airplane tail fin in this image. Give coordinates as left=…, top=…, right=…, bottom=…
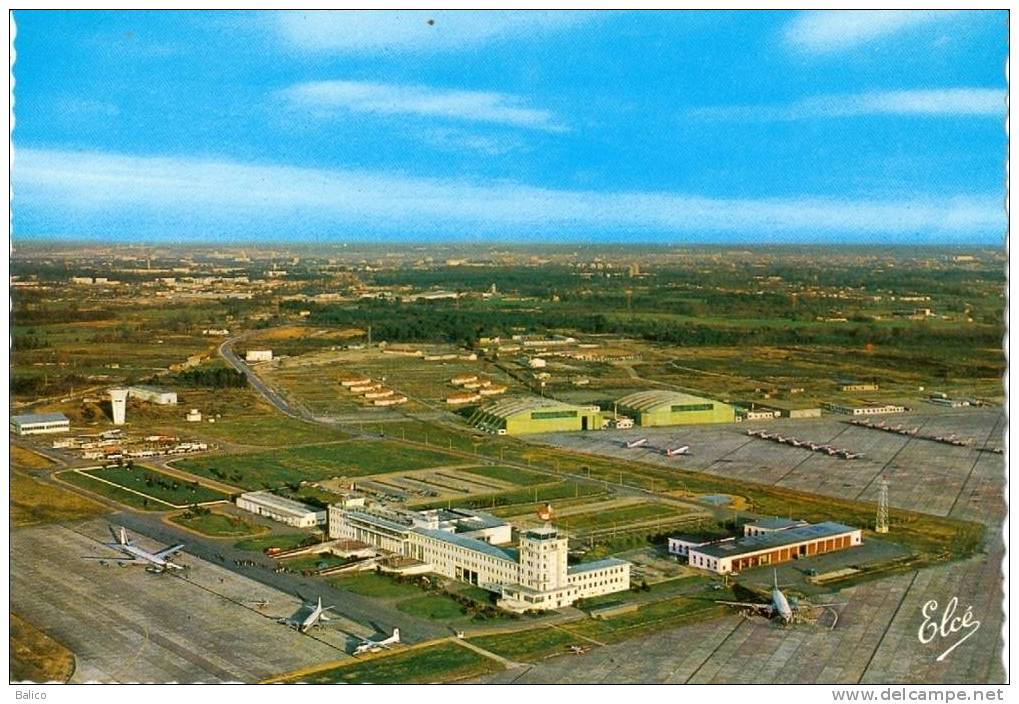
left=392, top=628, right=400, bottom=643
left=120, top=527, right=129, bottom=545
left=773, top=569, right=778, bottom=589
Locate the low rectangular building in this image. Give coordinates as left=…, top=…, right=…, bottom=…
left=823, top=403, right=905, bottom=416
left=688, top=522, right=862, bottom=575
left=128, top=385, right=178, bottom=405
left=11, top=412, right=70, bottom=436
left=236, top=491, right=326, bottom=528
left=245, top=350, right=273, bottom=362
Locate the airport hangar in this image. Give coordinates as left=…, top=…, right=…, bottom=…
left=615, top=390, right=736, bottom=427
left=468, top=396, right=604, bottom=435
left=685, top=522, right=863, bottom=575
left=11, top=412, right=70, bottom=436
left=329, top=504, right=630, bottom=612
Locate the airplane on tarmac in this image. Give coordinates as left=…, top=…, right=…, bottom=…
left=715, top=570, right=846, bottom=628
left=83, top=526, right=185, bottom=573
left=664, top=445, right=691, bottom=457
left=624, top=438, right=649, bottom=449
left=278, top=595, right=335, bottom=633
left=566, top=645, right=592, bottom=655
left=352, top=627, right=401, bottom=655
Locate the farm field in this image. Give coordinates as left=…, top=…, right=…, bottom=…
left=458, top=464, right=552, bottom=486
left=173, top=439, right=461, bottom=490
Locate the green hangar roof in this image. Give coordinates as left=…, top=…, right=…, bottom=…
left=476, top=396, right=596, bottom=420
left=616, top=390, right=720, bottom=412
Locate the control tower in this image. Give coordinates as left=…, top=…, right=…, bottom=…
left=109, top=388, right=128, bottom=425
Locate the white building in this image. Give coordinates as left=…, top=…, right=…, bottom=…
left=686, top=522, right=862, bottom=575
left=328, top=507, right=630, bottom=612
left=185, top=409, right=203, bottom=422
left=245, top=350, right=273, bottom=362
left=11, top=412, right=70, bottom=436
left=128, top=385, right=178, bottom=405
left=237, top=491, right=326, bottom=528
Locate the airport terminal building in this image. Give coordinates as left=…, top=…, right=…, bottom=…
left=329, top=505, right=630, bottom=611
left=11, top=412, right=70, bottom=436
left=616, top=390, right=735, bottom=426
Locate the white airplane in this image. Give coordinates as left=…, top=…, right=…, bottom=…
left=353, top=628, right=401, bottom=655
left=716, top=570, right=846, bottom=627
left=84, top=526, right=185, bottom=572
left=624, top=438, right=649, bottom=449
left=278, top=595, right=335, bottom=633
left=665, top=445, right=690, bottom=457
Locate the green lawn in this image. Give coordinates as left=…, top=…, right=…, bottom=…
left=459, top=465, right=553, bottom=487
left=330, top=572, right=425, bottom=600
left=282, top=553, right=351, bottom=572
left=470, top=627, right=581, bottom=662
left=560, top=503, right=692, bottom=532
left=83, top=466, right=228, bottom=505
left=58, top=470, right=166, bottom=511
left=296, top=642, right=502, bottom=684
left=413, top=480, right=606, bottom=512
left=174, top=440, right=460, bottom=490
left=562, top=597, right=726, bottom=644
left=169, top=510, right=265, bottom=537
left=234, top=533, right=318, bottom=553
left=396, top=594, right=467, bottom=621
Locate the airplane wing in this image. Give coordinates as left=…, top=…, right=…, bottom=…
left=153, top=544, right=185, bottom=560
left=82, top=555, right=137, bottom=561
left=715, top=601, right=773, bottom=614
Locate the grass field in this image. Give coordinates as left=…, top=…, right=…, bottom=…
left=562, top=596, right=727, bottom=643
left=174, top=440, right=461, bottom=490
left=559, top=503, right=693, bottom=533
left=294, top=642, right=502, bottom=684
left=412, top=480, right=606, bottom=512
left=169, top=510, right=266, bottom=537
left=10, top=613, right=75, bottom=683
left=331, top=572, right=426, bottom=600
left=470, top=627, right=581, bottom=662
left=10, top=445, right=55, bottom=470
left=84, top=465, right=228, bottom=505
left=459, top=465, right=552, bottom=486
left=58, top=470, right=163, bottom=511
left=11, top=471, right=108, bottom=526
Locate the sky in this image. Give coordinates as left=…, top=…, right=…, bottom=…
left=10, top=10, right=1008, bottom=244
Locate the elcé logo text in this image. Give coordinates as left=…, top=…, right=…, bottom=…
left=918, top=597, right=981, bottom=662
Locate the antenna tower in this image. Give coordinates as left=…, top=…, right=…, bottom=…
left=875, top=476, right=889, bottom=533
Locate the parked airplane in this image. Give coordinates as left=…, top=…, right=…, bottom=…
left=83, top=526, right=185, bottom=572
left=278, top=595, right=335, bottom=633
left=566, top=644, right=592, bottom=655
left=353, top=628, right=401, bottom=655
left=624, top=438, right=649, bottom=449
left=665, top=445, right=690, bottom=457
left=716, top=570, right=846, bottom=627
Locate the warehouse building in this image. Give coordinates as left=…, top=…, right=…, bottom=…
left=329, top=506, right=630, bottom=612
left=616, top=390, right=735, bottom=427
left=11, top=412, right=70, bottom=436
left=823, top=403, right=905, bottom=416
left=128, top=385, right=178, bottom=405
left=236, top=491, right=326, bottom=528
left=468, top=396, right=603, bottom=435
left=245, top=349, right=273, bottom=362
left=687, top=522, right=862, bottom=575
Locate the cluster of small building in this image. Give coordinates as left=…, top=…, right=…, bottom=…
left=340, top=376, right=408, bottom=406
left=49, top=429, right=209, bottom=460
left=822, top=402, right=906, bottom=416
left=445, top=374, right=508, bottom=405
left=668, top=518, right=863, bottom=575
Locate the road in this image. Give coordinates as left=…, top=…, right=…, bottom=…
left=218, top=334, right=309, bottom=422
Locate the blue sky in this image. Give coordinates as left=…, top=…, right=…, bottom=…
left=11, top=10, right=1007, bottom=244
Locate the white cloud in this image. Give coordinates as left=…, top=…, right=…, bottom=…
left=281, top=80, right=564, bottom=132
left=785, top=10, right=959, bottom=54
left=275, top=10, right=597, bottom=54
left=692, top=89, right=1005, bottom=121
left=12, top=148, right=1002, bottom=242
